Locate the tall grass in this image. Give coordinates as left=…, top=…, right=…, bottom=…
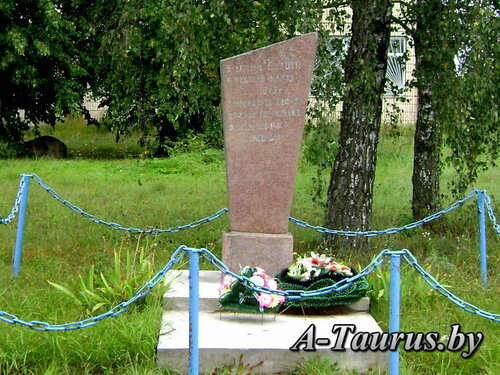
left=0, top=121, right=498, bottom=374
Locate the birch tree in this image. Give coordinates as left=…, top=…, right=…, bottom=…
left=325, top=0, right=393, bottom=250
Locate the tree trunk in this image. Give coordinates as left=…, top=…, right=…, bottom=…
left=411, top=0, right=445, bottom=221
left=325, top=0, right=393, bottom=251
left=411, top=70, right=441, bottom=221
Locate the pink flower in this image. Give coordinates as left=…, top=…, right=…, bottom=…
left=256, top=293, right=273, bottom=308
left=222, top=274, right=234, bottom=285
left=219, top=274, right=235, bottom=295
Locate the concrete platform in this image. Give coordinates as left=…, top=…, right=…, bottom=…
left=157, top=310, right=387, bottom=374
left=157, top=270, right=387, bottom=374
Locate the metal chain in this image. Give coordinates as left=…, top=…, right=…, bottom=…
left=401, top=249, right=499, bottom=322
left=483, top=191, right=500, bottom=236
left=201, top=248, right=499, bottom=321
left=0, top=175, right=27, bottom=224
left=289, top=190, right=478, bottom=237
left=0, top=246, right=187, bottom=331
left=1, top=246, right=498, bottom=330
left=200, top=248, right=388, bottom=299
left=28, top=174, right=227, bottom=234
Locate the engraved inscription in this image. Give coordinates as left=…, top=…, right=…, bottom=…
left=261, top=87, right=284, bottom=96
left=225, top=73, right=295, bottom=85
left=251, top=133, right=283, bottom=143
left=224, top=56, right=305, bottom=143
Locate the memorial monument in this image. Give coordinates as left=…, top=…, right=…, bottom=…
left=158, top=33, right=386, bottom=374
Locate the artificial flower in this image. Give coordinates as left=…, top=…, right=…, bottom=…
left=256, top=292, right=273, bottom=308
left=218, top=274, right=235, bottom=295
left=250, top=275, right=265, bottom=287
left=218, top=266, right=286, bottom=313
left=265, top=277, right=278, bottom=290
left=285, top=252, right=353, bottom=282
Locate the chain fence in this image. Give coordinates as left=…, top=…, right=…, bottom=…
left=0, top=176, right=27, bottom=225
left=2, top=174, right=498, bottom=375
left=0, top=246, right=498, bottom=332
left=3, top=174, right=499, bottom=239
left=2, top=174, right=227, bottom=233
left=484, top=192, right=500, bottom=236
left=289, top=190, right=482, bottom=237
left=401, top=250, right=499, bottom=321
left=0, top=246, right=187, bottom=331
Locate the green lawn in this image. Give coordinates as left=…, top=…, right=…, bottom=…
left=0, top=120, right=498, bottom=374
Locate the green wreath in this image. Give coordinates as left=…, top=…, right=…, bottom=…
left=274, top=251, right=368, bottom=309
left=276, top=276, right=368, bottom=309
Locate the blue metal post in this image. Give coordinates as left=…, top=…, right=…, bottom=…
left=188, top=249, right=200, bottom=375
left=477, top=190, right=487, bottom=287
left=389, top=253, right=401, bottom=375
left=13, top=175, right=31, bottom=278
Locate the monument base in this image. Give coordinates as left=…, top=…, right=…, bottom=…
left=157, top=310, right=387, bottom=375
left=157, top=271, right=387, bottom=374
left=223, top=231, right=293, bottom=276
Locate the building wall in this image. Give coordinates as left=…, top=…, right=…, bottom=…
left=83, top=96, right=108, bottom=121
left=321, top=4, right=418, bottom=125
left=381, top=34, right=418, bottom=126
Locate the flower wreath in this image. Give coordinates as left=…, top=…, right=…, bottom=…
left=275, top=252, right=368, bottom=309
left=218, top=266, right=285, bottom=313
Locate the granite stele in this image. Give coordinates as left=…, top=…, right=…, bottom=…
left=221, top=32, right=317, bottom=276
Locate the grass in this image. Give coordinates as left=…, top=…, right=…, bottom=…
left=0, top=119, right=498, bottom=374
left=25, top=117, right=146, bottom=159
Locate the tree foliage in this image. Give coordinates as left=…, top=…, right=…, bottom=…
left=1, top=0, right=325, bottom=154
left=440, top=1, right=499, bottom=195
left=3, top=0, right=496, bottom=244
left=397, top=0, right=499, bottom=210
left=0, top=0, right=99, bottom=146
left=319, top=0, right=498, bottom=240
left=94, top=0, right=323, bottom=155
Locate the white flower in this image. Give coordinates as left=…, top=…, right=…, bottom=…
left=265, top=278, right=278, bottom=290
left=250, top=275, right=265, bottom=287
left=310, top=252, right=331, bottom=265
left=253, top=267, right=266, bottom=276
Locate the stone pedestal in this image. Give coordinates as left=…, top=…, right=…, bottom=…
left=223, top=232, right=293, bottom=276
left=157, top=271, right=387, bottom=374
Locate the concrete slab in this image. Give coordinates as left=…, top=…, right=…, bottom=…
left=163, top=270, right=370, bottom=312
left=158, top=270, right=386, bottom=374
left=157, top=310, right=387, bottom=374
